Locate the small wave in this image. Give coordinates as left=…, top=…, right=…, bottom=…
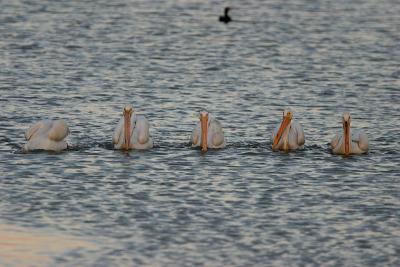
left=64, top=44, right=83, bottom=50
left=0, top=137, right=22, bottom=151
left=1, top=15, right=27, bottom=23
left=231, top=19, right=266, bottom=24
left=226, top=141, right=268, bottom=149
left=204, top=66, right=221, bottom=72
left=12, top=43, right=41, bottom=51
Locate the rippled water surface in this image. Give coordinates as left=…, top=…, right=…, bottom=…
left=1, top=0, right=400, bottom=266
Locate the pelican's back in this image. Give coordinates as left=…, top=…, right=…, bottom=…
left=23, top=120, right=69, bottom=152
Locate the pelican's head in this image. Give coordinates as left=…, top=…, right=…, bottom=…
left=283, top=108, right=293, bottom=120
left=123, top=104, right=134, bottom=116
left=123, top=104, right=134, bottom=150
left=224, top=7, right=231, bottom=15
left=199, top=111, right=209, bottom=120
left=199, top=111, right=209, bottom=152
left=342, top=112, right=351, bottom=126
left=272, top=108, right=293, bottom=150
left=342, top=112, right=351, bottom=155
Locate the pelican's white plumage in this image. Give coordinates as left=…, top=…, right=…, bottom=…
left=112, top=105, right=153, bottom=150
left=23, top=120, right=69, bottom=152
left=331, top=112, right=368, bottom=155
left=271, top=109, right=305, bottom=151
left=191, top=111, right=226, bottom=152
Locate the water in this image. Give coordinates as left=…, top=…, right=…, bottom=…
left=1, top=0, right=399, bottom=266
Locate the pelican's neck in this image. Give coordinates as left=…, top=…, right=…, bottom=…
left=224, top=8, right=229, bottom=16
left=200, top=116, right=208, bottom=152
left=124, top=112, right=131, bottom=150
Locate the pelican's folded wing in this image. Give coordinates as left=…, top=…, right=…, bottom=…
left=112, top=118, right=123, bottom=145
left=330, top=133, right=340, bottom=150
left=25, top=121, right=45, bottom=141
left=191, top=123, right=200, bottom=147
left=135, top=115, right=151, bottom=144
left=353, top=131, right=369, bottom=152
left=293, top=121, right=305, bottom=146
left=209, top=119, right=225, bottom=148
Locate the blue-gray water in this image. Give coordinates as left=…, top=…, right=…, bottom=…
left=1, top=0, right=400, bottom=266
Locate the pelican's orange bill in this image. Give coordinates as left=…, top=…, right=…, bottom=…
left=344, top=121, right=350, bottom=155
left=200, top=115, right=208, bottom=152
left=272, top=116, right=291, bottom=149
left=124, top=111, right=131, bottom=150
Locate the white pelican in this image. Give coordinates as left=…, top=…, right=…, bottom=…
left=191, top=111, right=226, bottom=152
left=271, top=108, right=305, bottom=151
left=331, top=112, right=368, bottom=155
left=112, top=104, right=153, bottom=150
left=23, top=120, right=69, bottom=152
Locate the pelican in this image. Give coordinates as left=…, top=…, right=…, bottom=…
left=191, top=111, right=226, bottom=152
left=112, top=104, right=153, bottom=150
left=271, top=109, right=305, bottom=151
left=23, top=120, right=69, bottom=152
left=331, top=112, right=368, bottom=155
left=219, top=7, right=231, bottom=23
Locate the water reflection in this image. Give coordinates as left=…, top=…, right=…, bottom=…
left=0, top=223, right=95, bottom=267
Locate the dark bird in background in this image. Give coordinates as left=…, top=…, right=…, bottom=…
left=219, top=7, right=231, bottom=23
